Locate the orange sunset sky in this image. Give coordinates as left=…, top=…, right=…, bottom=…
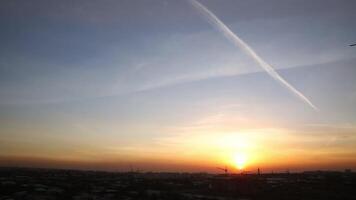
left=1, top=0, right=356, bottom=172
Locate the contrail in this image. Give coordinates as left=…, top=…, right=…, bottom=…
left=188, top=0, right=318, bottom=110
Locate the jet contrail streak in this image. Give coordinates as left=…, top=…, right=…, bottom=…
left=188, top=0, right=318, bottom=110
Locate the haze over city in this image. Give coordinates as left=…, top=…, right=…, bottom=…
left=1, top=0, right=356, bottom=173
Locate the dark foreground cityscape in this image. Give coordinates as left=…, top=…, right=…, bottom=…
left=0, top=167, right=355, bottom=200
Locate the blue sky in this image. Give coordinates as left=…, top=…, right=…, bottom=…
left=0, top=0, right=356, bottom=171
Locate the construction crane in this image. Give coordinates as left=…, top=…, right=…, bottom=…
left=216, top=166, right=228, bottom=174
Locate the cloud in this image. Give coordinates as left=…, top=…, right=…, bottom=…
left=188, top=0, right=318, bottom=110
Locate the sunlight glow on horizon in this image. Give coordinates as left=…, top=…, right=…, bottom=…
left=234, top=153, right=247, bottom=170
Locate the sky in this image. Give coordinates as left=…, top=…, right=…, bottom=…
left=0, top=0, right=356, bottom=172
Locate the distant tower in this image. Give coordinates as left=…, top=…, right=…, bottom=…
left=257, top=168, right=261, bottom=175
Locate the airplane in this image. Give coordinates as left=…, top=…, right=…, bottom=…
left=349, top=43, right=356, bottom=47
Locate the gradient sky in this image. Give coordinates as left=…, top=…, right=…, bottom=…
left=1, top=0, right=356, bottom=172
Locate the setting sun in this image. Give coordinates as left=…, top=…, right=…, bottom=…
left=234, top=153, right=247, bottom=170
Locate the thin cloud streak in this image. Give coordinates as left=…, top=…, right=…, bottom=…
left=188, top=0, right=318, bottom=110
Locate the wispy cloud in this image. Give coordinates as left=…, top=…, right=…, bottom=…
left=188, top=0, right=318, bottom=110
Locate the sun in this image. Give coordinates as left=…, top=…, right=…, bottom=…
left=234, top=153, right=247, bottom=170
